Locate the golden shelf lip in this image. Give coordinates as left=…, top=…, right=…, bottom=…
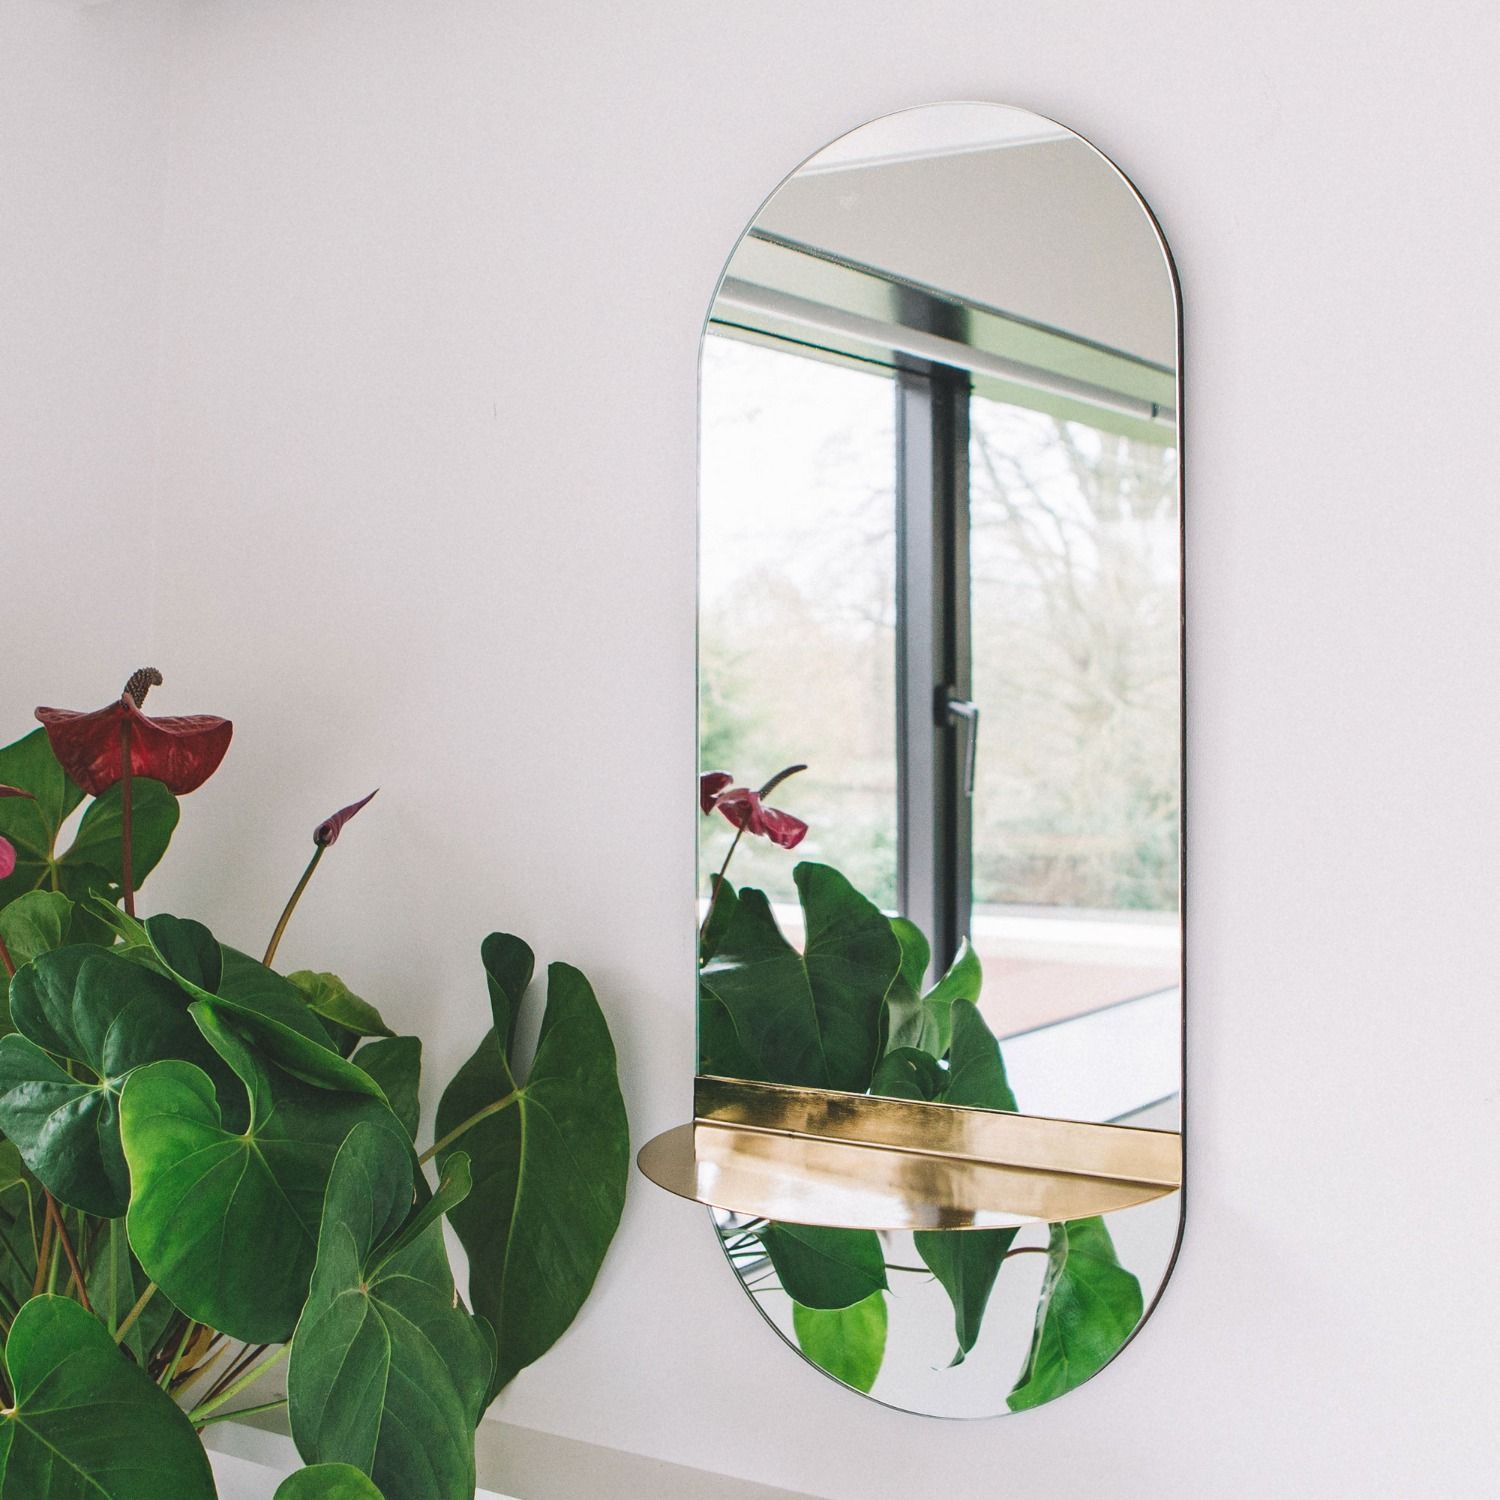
left=636, top=1076, right=1182, bottom=1232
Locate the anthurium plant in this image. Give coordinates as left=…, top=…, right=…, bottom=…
left=0, top=673, right=629, bottom=1500
left=699, top=766, right=1143, bottom=1409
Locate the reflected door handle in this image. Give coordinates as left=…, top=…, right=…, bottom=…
left=945, top=697, right=980, bottom=798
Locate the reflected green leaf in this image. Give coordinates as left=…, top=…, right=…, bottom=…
left=276, top=1467, right=386, bottom=1500
left=791, top=1291, right=887, bottom=1393
left=1007, top=1216, right=1144, bottom=1411
left=758, top=1223, right=886, bottom=1311
left=700, top=863, right=900, bottom=1093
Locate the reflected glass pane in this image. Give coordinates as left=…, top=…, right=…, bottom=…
left=699, top=334, right=898, bottom=910
left=968, top=397, right=1180, bottom=1037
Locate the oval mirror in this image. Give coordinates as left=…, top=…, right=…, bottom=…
left=642, top=102, right=1182, bottom=1418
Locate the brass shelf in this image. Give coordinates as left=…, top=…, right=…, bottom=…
left=637, top=1076, right=1182, bottom=1231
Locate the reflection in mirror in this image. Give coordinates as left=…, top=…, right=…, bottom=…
left=689, top=103, right=1180, bottom=1417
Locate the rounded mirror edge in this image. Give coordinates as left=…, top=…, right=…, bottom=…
left=691, top=98, right=1186, bottom=1419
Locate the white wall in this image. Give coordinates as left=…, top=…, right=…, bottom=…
left=6, top=2, right=1500, bottom=1496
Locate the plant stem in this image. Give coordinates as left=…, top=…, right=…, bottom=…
left=0, top=933, right=14, bottom=978
left=194, top=1396, right=287, bottom=1429
left=201, top=1340, right=267, bottom=1405
left=416, top=1091, right=518, bottom=1165
left=1003, top=1246, right=1050, bottom=1260
left=114, top=1280, right=157, bottom=1343
left=263, top=845, right=324, bottom=967
left=187, top=1343, right=288, bottom=1423
left=119, top=715, right=136, bottom=918
left=159, top=1318, right=196, bottom=1390
left=31, top=1208, right=53, bottom=1298
left=43, top=1195, right=90, bottom=1313
left=699, top=826, right=745, bottom=947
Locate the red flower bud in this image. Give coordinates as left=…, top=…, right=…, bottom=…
left=314, top=789, right=377, bottom=847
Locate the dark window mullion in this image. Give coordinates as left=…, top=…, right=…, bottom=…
left=896, top=365, right=972, bottom=976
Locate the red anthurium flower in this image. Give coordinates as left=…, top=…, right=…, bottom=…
left=35, top=670, right=232, bottom=797
left=700, top=764, right=809, bottom=850
left=314, top=789, right=378, bottom=847
left=699, top=771, right=733, bottom=814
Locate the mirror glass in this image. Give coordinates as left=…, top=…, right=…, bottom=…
left=695, top=103, right=1181, bottom=1416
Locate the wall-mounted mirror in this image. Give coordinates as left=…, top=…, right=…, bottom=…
left=640, top=102, right=1182, bottom=1418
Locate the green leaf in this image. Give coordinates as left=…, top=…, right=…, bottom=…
left=289, top=1124, right=492, bottom=1500
left=757, top=1223, right=887, bottom=1311
left=699, top=863, right=901, bottom=1093
left=0, top=892, right=74, bottom=1030
left=869, top=1046, right=945, bottom=1101
left=0, top=1144, right=39, bottom=1314
left=435, top=946, right=628, bottom=1398
left=0, top=947, right=221, bottom=1215
left=288, top=971, right=395, bottom=1043
left=352, top=1037, right=421, bottom=1139
left=883, top=936, right=981, bottom=1060
left=0, top=1295, right=215, bottom=1498
left=942, top=998, right=1017, bottom=1111
left=791, top=1291, right=887, bottom=1393
left=479, top=931, right=533, bottom=1058
left=276, top=1467, right=386, bottom=1500
left=60, top=778, right=179, bottom=894
left=0, top=731, right=84, bottom=910
left=1007, top=1217, right=1145, bottom=1411
left=912, top=999, right=1020, bottom=1363
left=889, top=916, right=930, bottom=993
left=698, top=874, right=739, bottom=964
left=87, top=1218, right=174, bottom=1362
left=120, top=1006, right=404, bottom=1342
left=915, top=1227, right=1019, bottom=1367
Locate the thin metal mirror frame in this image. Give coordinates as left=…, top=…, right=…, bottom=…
left=689, top=99, right=1187, bottom=1417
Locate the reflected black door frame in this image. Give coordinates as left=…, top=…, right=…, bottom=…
left=896, top=362, right=972, bottom=976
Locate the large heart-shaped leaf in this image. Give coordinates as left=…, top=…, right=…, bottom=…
left=0, top=891, right=73, bottom=1028
left=912, top=998, right=1021, bottom=1364
left=699, top=863, right=900, bottom=1093
left=0, top=1295, right=215, bottom=1498
left=0, top=947, right=220, bottom=1215
left=120, top=1006, right=402, bottom=1342
left=435, top=938, right=627, bottom=1398
left=289, top=1123, right=491, bottom=1500
left=1007, top=1216, right=1144, bottom=1411
left=352, top=1037, right=422, bottom=1139
left=757, top=1223, right=887, bottom=1311
left=791, top=1291, right=887, bottom=1394
left=277, top=1467, right=386, bottom=1499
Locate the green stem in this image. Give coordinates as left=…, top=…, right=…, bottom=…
left=114, top=1280, right=157, bottom=1343
left=416, top=1091, right=519, bottom=1165
left=699, top=825, right=745, bottom=949
left=187, top=1343, right=289, bottom=1423
left=263, top=845, right=324, bottom=967
left=159, top=1318, right=196, bottom=1390
left=120, top=715, right=136, bottom=918
left=194, top=1395, right=287, bottom=1429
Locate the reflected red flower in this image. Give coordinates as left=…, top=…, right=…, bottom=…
left=35, top=671, right=232, bottom=797
left=700, top=765, right=808, bottom=851
left=314, top=789, right=377, bottom=847
left=0, top=785, right=34, bottom=801
left=0, top=837, right=15, bottom=881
